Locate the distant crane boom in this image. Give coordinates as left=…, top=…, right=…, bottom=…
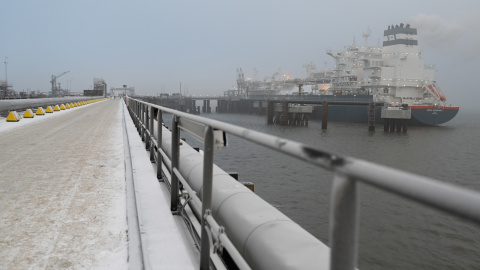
left=50, top=71, right=70, bottom=96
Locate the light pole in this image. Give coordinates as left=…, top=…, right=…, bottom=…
left=3, top=57, right=8, bottom=97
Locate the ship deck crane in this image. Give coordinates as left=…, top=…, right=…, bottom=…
left=51, top=71, right=70, bottom=96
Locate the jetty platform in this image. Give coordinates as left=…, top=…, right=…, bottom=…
left=0, top=99, right=194, bottom=269
left=1, top=97, right=480, bottom=270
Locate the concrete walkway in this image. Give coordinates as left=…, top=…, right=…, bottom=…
left=0, top=99, right=127, bottom=269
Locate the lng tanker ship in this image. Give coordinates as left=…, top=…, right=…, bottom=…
left=233, top=23, right=459, bottom=125
left=322, top=23, right=459, bottom=125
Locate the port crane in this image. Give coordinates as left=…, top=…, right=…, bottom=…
left=50, top=71, right=70, bottom=96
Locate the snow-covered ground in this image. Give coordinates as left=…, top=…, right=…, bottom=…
left=122, top=100, right=196, bottom=269
left=0, top=101, right=101, bottom=134
left=0, top=99, right=128, bottom=269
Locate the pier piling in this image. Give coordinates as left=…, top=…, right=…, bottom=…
left=368, top=103, right=376, bottom=131
left=267, top=102, right=274, bottom=124
left=383, top=119, right=389, bottom=132
left=322, top=102, right=328, bottom=129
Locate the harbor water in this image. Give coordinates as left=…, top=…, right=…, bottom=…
left=193, top=108, right=480, bottom=269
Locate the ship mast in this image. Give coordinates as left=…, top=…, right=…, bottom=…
left=363, top=27, right=371, bottom=47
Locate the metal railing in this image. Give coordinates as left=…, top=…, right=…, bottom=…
left=125, top=96, right=480, bottom=270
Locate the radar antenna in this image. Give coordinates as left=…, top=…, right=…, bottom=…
left=363, top=27, right=372, bottom=47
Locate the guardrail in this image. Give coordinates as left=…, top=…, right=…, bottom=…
left=125, top=96, right=480, bottom=270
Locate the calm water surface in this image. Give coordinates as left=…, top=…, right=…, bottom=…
left=182, top=109, right=480, bottom=269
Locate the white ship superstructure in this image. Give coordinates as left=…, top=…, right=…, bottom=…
left=327, top=23, right=448, bottom=107
left=231, top=23, right=458, bottom=125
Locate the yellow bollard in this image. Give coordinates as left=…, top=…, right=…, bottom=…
left=6, top=111, right=21, bottom=122
left=23, top=109, right=35, bottom=118
left=36, top=107, right=45, bottom=115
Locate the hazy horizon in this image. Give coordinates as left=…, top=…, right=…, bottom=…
left=1, top=0, right=479, bottom=110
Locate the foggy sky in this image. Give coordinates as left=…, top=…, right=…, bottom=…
left=1, top=0, right=479, bottom=110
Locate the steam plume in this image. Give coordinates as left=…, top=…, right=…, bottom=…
left=408, top=13, right=480, bottom=62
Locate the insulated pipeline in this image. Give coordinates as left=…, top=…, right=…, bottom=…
left=159, top=124, right=330, bottom=270
left=0, top=97, right=101, bottom=112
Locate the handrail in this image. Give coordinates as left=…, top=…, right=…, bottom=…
left=125, top=96, right=480, bottom=270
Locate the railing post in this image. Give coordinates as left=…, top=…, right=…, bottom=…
left=149, top=106, right=154, bottom=135
left=138, top=101, right=141, bottom=132
left=140, top=103, right=145, bottom=140
left=200, top=126, right=214, bottom=270
left=329, top=172, right=359, bottom=270
left=170, top=115, right=180, bottom=211
left=145, top=105, right=150, bottom=150
left=145, top=104, right=149, bottom=130
left=137, top=101, right=141, bottom=132
left=135, top=101, right=139, bottom=131
left=135, top=101, right=140, bottom=131
left=157, top=109, right=163, bottom=179
left=136, top=101, right=139, bottom=132
left=149, top=106, right=155, bottom=161
left=134, top=101, right=138, bottom=131
left=132, top=101, right=137, bottom=130
left=143, top=104, right=147, bottom=142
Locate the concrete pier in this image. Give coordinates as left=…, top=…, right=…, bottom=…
left=381, top=106, right=411, bottom=133
left=265, top=102, right=312, bottom=126
left=0, top=99, right=195, bottom=269
left=0, top=100, right=127, bottom=269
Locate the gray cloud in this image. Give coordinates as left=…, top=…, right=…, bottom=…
left=408, top=13, right=480, bottom=62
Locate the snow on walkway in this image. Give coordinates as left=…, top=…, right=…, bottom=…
left=0, top=99, right=127, bottom=269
